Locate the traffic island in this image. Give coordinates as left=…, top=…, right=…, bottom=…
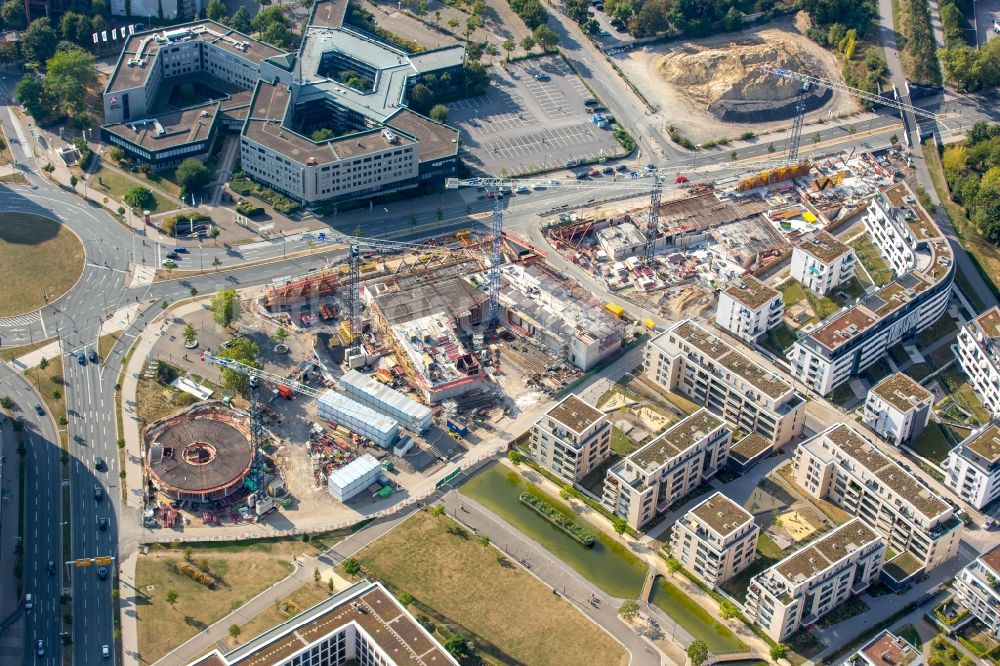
left=0, top=213, right=84, bottom=317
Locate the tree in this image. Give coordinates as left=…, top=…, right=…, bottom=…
left=206, top=0, right=225, bottom=20
left=770, top=643, right=788, bottom=661
left=22, top=18, right=58, bottom=65
left=228, top=624, right=241, bottom=641
left=59, top=11, right=90, bottom=46
left=327, top=577, right=335, bottom=593
left=939, top=44, right=982, bottom=91
left=448, top=17, right=460, bottom=30
left=508, top=449, right=524, bottom=464
left=719, top=600, right=739, bottom=620
left=183, top=546, right=193, bottom=561
left=176, top=157, right=212, bottom=193
left=229, top=6, right=252, bottom=33
left=183, top=323, right=197, bottom=345
left=342, top=558, right=361, bottom=575
left=272, top=327, right=288, bottom=343
left=687, top=639, right=709, bottom=666
left=397, top=591, right=414, bottom=606
left=501, top=37, right=515, bottom=60
left=430, top=504, right=446, bottom=517
left=38, top=357, right=48, bottom=371
left=165, top=589, right=178, bottom=606
left=261, top=21, right=291, bottom=48
left=109, top=146, right=126, bottom=163
left=666, top=556, right=682, bottom=573
left=0, top=396, right=13, bottom=410
left=464, top=14, right=482, bottom=38
left=69, top=174, right=78, bottom=188
left=612, top=516, right=628, bottom=535
left=217, top=337, right=259, bottom=395
left=313, top=567, right=321, bottom=583
left=443, top=634, right=471, bottom=659
left=416, top=0, right=428, bottom=16
left=618, top=599, right=640, bottom=621
left=0, top=0, right=24, bottom=29
left=532, top=24, right=558, bottom=51
left=408, top=83, right=434, bottom=113
left=477, top=534, right=490, bottom=548
left=15, top=76, right=50, bottom=120
left=210, top=289, right=240, bottom=328
left=122, top=186, right=153, bottom=210
left=520, top=35, right=535, bottom=52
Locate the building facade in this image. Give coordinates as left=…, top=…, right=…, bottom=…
left=602, top=410, right=731, bottom=530
left=957, top=307, right=1000, bottom=419
left=528, top=395, right=611, bottom=484
left=190, top=580, right=459, bottom=666
left=670, top=492, right=759, bottom=587
left=644, top=320, right=806, bottom=447
left=789, top=184, right=954, bottom=396
left=954, top=546, right=1000, bottom=638
left=790, top=230, right=856, bottom=296
left=715, top=275, right=783, bottom=343
left=862, top=372, right=933, bottom=447
left=745, top=519, right=884, bottom=642
left=944, top=423, right=1000, bottom=510
left=792, top=423, right=962, bottom=576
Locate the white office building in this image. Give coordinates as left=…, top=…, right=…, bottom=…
left=789, top=184, right=954, bottom=396
left=745, top=519, right=884, bottom=642
left=528, top=395, right=611, bottom=484
left=670, top=492, right=759, bottom=587
left=862, top=372, right=933, bottom=447
left=645, top=320, right=806, bottom=447
left=944, top=422, right=1000, bottom=510
left=957, top=307, right=1000, bottom=419
left=790, top=230, right=856, bottom=296
left=715, top=275, right=783, bottom=343
left=602, top=410, right=731, bottom=530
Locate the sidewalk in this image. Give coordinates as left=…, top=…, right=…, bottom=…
left=0, top=418, right=25, bottom=663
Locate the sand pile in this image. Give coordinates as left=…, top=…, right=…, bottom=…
left=656, top=31, right=832, bottom=122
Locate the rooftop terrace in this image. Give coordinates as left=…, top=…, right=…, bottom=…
left=860, top=631, right=920, bottom=666
left=977, top=307, right=1000, bottom=339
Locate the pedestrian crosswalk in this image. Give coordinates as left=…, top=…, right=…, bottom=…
left=0, top=311, right=41, bottom=327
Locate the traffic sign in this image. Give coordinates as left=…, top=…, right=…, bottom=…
left=74, top=559, right=91, bottom=567
left=95, top=557, right=113, bottom=565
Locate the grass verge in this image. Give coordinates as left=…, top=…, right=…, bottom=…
left=91, top=166, right=178, bottom=214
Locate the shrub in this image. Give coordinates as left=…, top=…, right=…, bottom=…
left=122, top=185, right=154, bottom=210
left=518, top=492, right=595, bottom=545
left=235, top=199, right=264, bottom=216
left=613, top=128, right=636, bottom=153
left=178, top=562, right=216, bottom=588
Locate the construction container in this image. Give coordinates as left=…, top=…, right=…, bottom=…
left=604, top=302, right=625, bottom=318
left=446, top=418, right=468, bottom=437
left=338, top=370, right=432, bottom=432
left=317, top=390, right=399, bottom=448
left=276, top=385, right=292, bottom=399
left=327, top=454, right=383, bottom=502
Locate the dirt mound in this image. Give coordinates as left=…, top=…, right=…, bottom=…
left=656, top=31, right=830, bottom=121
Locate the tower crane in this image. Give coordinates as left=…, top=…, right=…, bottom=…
left=761, top=66, right=942, bottom=161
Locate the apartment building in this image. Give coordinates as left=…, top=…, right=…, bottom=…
left=789, top=184, right=954, bottom=396
left=944, top=422, right=1000, bottom=510
left=792, top=423, right=962, bottom=577
left=853, top=631, right=923, bottom=666
left=644, top=320, right=806, bottom=447
left=670, top=492, right=759, bottom=587
left=602, top=410, right=731, bottom=530
left=745, top=519, right=884, bottom=642
left=528, top=395, right=611, bottom=484
left=790, top=230, right=856, bottom=296
left=954, top=545, right=1000, bottom=637
left=715, top=275, right=783, bottom=343
left=862, top=372, right=933, bottom=447
left=957, top=307, right=1000, bottom=419
left=190, top=580, right=458, bottom=666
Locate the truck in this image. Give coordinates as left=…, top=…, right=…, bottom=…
left=446, top=418, right=468, bottom=437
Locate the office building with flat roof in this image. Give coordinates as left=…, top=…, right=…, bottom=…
left=862, top=372, right=933, bottom=447
left=529, top=395, right=611, bottom=484
left=957, top=306, right=1000, bottom=420
left=792, top=423, right=961, bottom=579
left=790, top=230, right=856, bottom=296
left=601, top=410, right=731, bottom=530
left=716, top=275, right=783, bottom=343
left=944, top=422, right=1000, bottom=510
left=670, top=492, right=759, bottom=587
left=744, top=519, right=884, bottom=642
left=644, top=320, right=805, bottom=447
left=789, top=184, right=954, bottom=396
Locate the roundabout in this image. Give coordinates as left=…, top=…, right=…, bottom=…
left=0, top=212, right=85, bottom=317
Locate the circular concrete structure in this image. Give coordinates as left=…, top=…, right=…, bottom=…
left=144, top=402, right=253, bottom=502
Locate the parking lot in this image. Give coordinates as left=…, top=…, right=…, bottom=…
left=449, top=55, right=622, bottom=175
left=974, top=0, right=1000, bottom=47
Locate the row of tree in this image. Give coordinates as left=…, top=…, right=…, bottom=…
left=16, top=47, right=99, bottom=124
left=942, top=121, right=1000, bottom=243
left=939, top=38, right=1000, bottom=92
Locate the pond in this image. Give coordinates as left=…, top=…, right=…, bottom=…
left=460, top=463, right=647, bottom=598
left=650, top=575, right=747, bottom=653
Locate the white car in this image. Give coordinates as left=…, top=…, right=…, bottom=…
left=161, top=258, right=175, bottom=268
left=102, top=645, right=111, bottom=658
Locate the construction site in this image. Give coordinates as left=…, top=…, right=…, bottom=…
left=542, top=148, right=908, bottom=318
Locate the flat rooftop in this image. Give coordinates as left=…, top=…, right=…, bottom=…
left=107, top=21, right=283, bottom=94
left=870, top=372, right=933, bottom=413
left=977, top=307, right=1000, bottom=338
left=385, top=109, right=459, bottom=162
left=860, top=631, right=920, bottom=666
left=723, top=275, right=779, bottom=310
left=980, top=544, right=1000, bottom=578
left=825, top=424, right=949, bottom=519
left=631, top=410, right=725, bottom=471
left=192, top=580, right=456, bottom=666
left=309, top=0, right=349, bottom=28
left=104, top=103, right=218, bottom=151
left=672, top=320, right=729, bottom=360
left=730, top=432, right=772, bottom=462
left=962, top=423, right=1000, bottom=465
left=545, top=395, right=605, bottom=433
left=688, top=492, right=753, bottom=537
left=774, top=518, right=879, bottom=583
left=796, top=230, right=853, bottom=264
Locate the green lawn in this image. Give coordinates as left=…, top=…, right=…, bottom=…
left=661, top=390, right=701, bottom=416
left=908, top=422, right=953, bottom=464
left=860, top=358, right=893, bottom=385
left=852, top=236, right=894, bottom=286
left=720, top=554, right=778, bottom=604
left=939, top=366, right=992, bottom=425
left=929, top=636, right=964, bottom=666
left=762, top=324, right=797, bottom=356
left=610, top=426, right=640, bottom=456
left=897, top=624, right=923, bottom=651
left=91, top=166, right=178, bottom=213
left=816, top=596, right=870, bottom=628
left=780, top=280, right=808, bottom=308
left=757, top=533, right=785, bottom=559
left=779, top=279, right=841, bottom=323
left=917, top=314, right=958, bottom=349
left=840, top=276, right=868, bottom=299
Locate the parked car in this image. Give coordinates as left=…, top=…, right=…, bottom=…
left=173, top=246, right=188, bottom=254
left=161, top=258, right=175, bottom=268
left=165, top=251, right=179, bottom=260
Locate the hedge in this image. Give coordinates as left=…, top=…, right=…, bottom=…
left=229, top=172, right=301, bottom=214
left=519, top=492, right=595, bottom=545
left=178, top=562, right=216, bottom=588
